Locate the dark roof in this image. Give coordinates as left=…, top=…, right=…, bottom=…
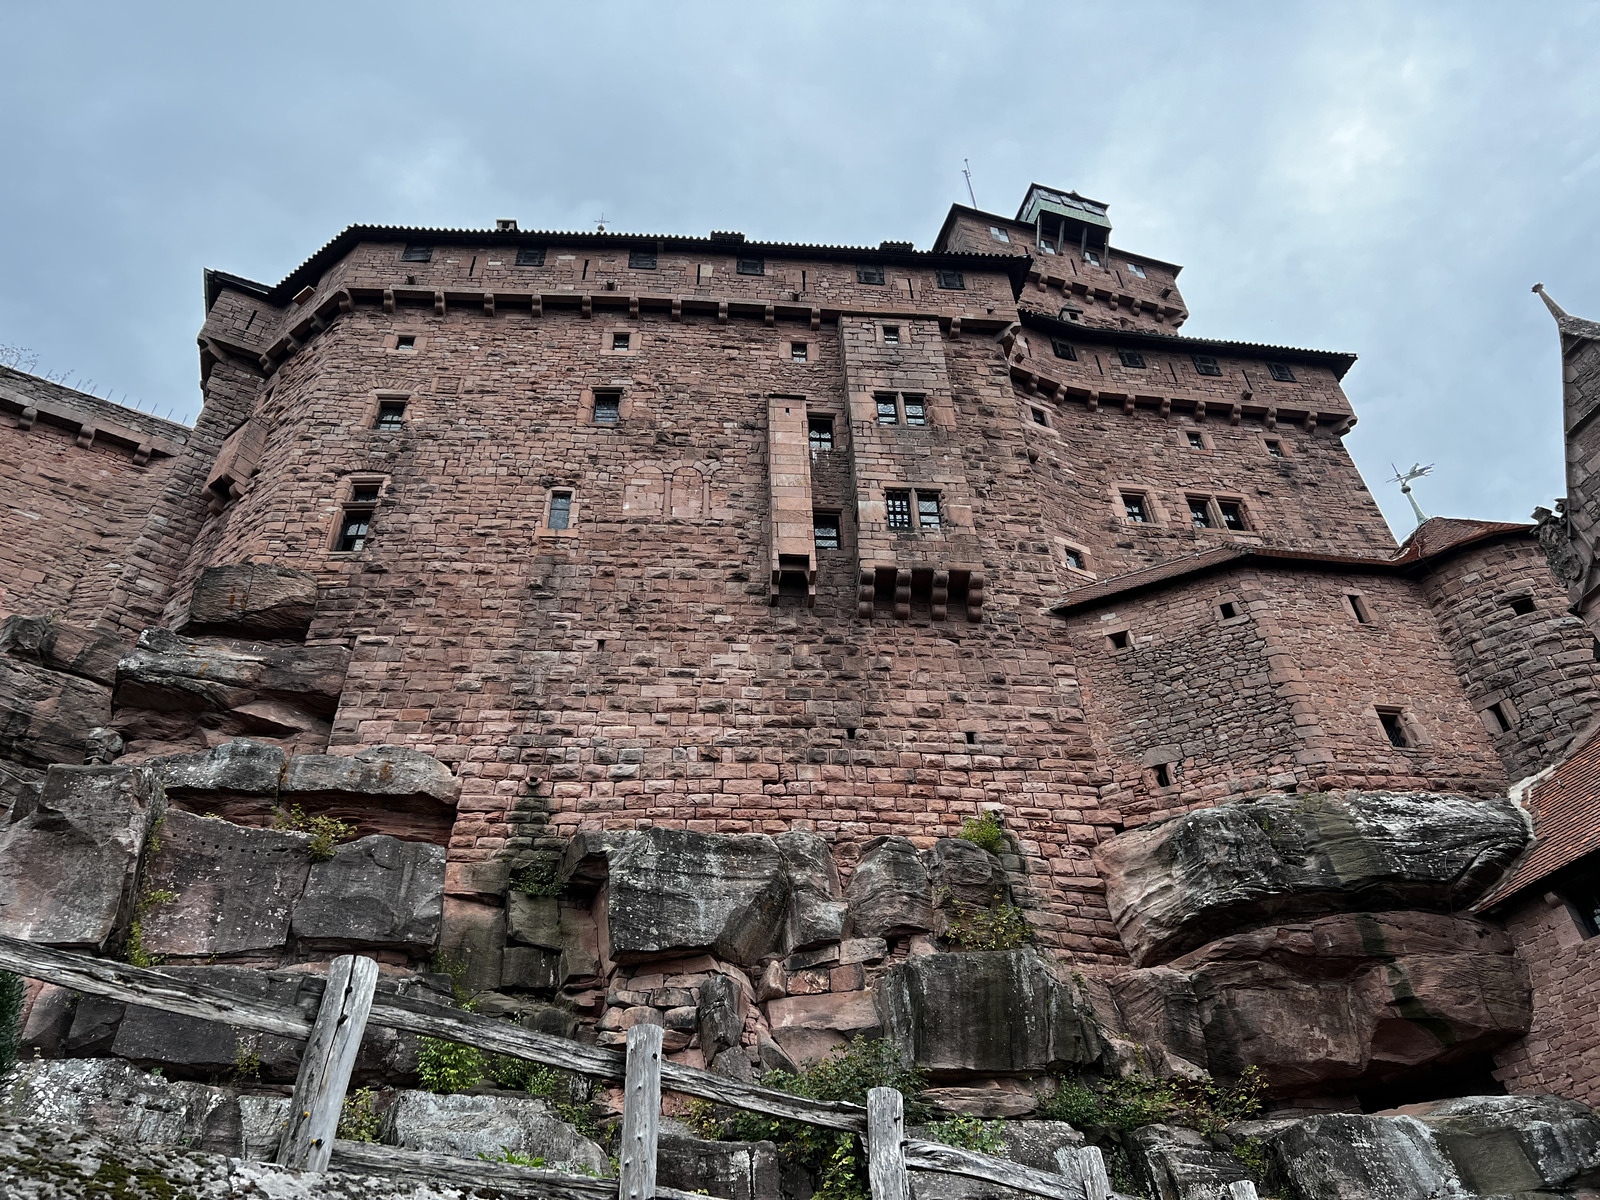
left=1478, top=722, right=1600, bottom=909
left=1051, top=518, right=1533, bottom=615
left=931, top=204, right=1185, bottom=273
left=207, top=224, right=1036, bottom=310
left=1019, top=307, right=1358, bottom=380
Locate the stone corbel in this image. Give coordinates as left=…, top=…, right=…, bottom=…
left=1159, top=398, right=1172, bottom=419
left=531, top=295, right=543, bottom=319
left=75, top=425, right=95, bottom=450
left=581, top=294, right=593, bottom=319
left=1085, top=393, right=1099, bottom=413
left=1265, top=407, right=1278, bottom=430
left=1194, top=401, right=1207, bottom=423
left=932, top=570, right=949, bottom=621
left=1230, top=403, right=1243, bottom=426
left=948, top=315, right=961, bottom=339
left=383, top=288, right=396, bottom=314
left=1024, top=373, right=1039, bottom=394
left=483, top=293, right=495, bottom=318
left=718, top=302, right=729, bottom=324
left=1123, top=394, right=1136, bottom=415
left=17, top=407, right=36, bottom=431
left=337, top=291, right=353, bottom=314
left=764, top=304, right=775, bottom=327
left=670, top=298, right=682, bottom=322
left=857, top=568, right=875, bottom=620
left=894, top=568, right=912, bottom=621
left=133, top=442, right=153, bottom=467
left=629, top=295, right=640, bottom=319
left=433, top=290, right=446, bottom=317
left=1303, top=410, right=1319, bottom=433
left=966, top=574, right=985, bottom=623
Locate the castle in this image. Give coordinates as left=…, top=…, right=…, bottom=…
left=3, top=182, right=1600, bottom=1196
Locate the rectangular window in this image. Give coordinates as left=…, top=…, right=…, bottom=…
left=1051, top=338, right=1077, bottom=361
left=628, top=248, right=657, bottom=270
left=1218, top=501, right=1247, bottom=531
left=1265, top=438, right=1284, bottom=458
left=350, top=483, right=381, bottom=505
left=808, top=416, right=834, bottom=450
left=1122, top=493, right=1149, bottom=523
left=1188, top=497, right=1214, bottom=528
left=1219, top=601, right=1238, bottom=620
left=401, top=244, right=432, bottom=262
left=516, top=246, right=546, bottom=266
left=876, top=396, right=899, bottom=425
left=1186, top=431, right=1205, bottom=449
left=882, top=325, right=901, bottom=346
left=548, top=491, right=572, bottom=530
left=813, top=512, right=840, bottom=549
left=1032, top=408, right=1048, bottom=426
left=375, top=401, right=406, bottom=431
left=1126, top=262, right=1147, bottom=278
left=902, top=397, right=927, bottom=426
left=593, top=391, right=621, bottom=425
left=1151, top=762, right=1171, bottom=787
left=936, top=269, right=965, bottom=290
left=1039, top=237, right=1057, bottom=254
left=989, top=226, right=1010, bottom=243
left=1065, top=548, right=1085, bottom=571
left=737, top=257, right=765, bottom=276
left=885, top=490, right=912, bottom=530
left=611, top=332, right=631, bottom=351
left=1346, top=593, right=1372, bottom=624
left=1083, top=250, right=1101, bottom=266
left=1118, top=349, right=1147, bottom=369
left=396, top=335, right=416, bottom=350
left=1486, top=702, right=1511, bottom=734
left=858, top=264, right=885, bottom=285
left=791, top=342, right=809, bottom=363
left=1108, top=629, right=1130, bottom=650
left=1508, top=595, right=1536, bottom=616
left=1192, top=354, right=1222, bottom=376
left=916, top=491, right=941, bottom=530
left=337, top=510, right=372, bottom=552
left=1377, top=708, right=1410, bottom=748
left=1269, top=362, right=1296, bottom=382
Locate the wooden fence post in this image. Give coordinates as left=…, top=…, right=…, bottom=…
left=620, top=1022, right=664, bottom=1200
left=276, top=954, right=379, bottom=1172
left=866, top=1087, right=910, bottom=1200
left=1067, top=1145, right=1111, bottom=1200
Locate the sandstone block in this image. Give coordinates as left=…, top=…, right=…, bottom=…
left=1127, top=1124, right=1258, bottom=1200
left=501, top=946, right=561, bottom=991
left=437, top=897, right=505, bottom=995
left=115, top=627, right=348, bottom=717
left=292, top=834, right=445, bottom=953
left=775, top=828, right=847, bottom=952
left=0, top=614, right=126, bottom=685
left=0, top=655, right=113, bottom=767
left=657, top=1132, right=782, bottom=1200
left=765, top=990, right=883, bottom=1067
left=698, top=972, right=746, bottom=1059
left=930, top=837, right=1009, bottom=909
left=382, top=1089, right=609, bottom=1174
left=183, top=562, right=319, bottom=638
left=1401, top=1093, right=1600, bottom=1194
left=1248, top=1112, right=1464, bottom=1200
left=507, top=892, right=562, bottom=949
left=845, top=836, right=933, bottom=939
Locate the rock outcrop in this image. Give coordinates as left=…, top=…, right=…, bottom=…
left=846, top=836, right=935, bottom=939
left=181, top=562, right=320, bottom=639
left=657, top=1130, right=783, bottom=1200
left=383, top=1090, right=609, bottom=1174
left=293, top=835, right=446, bottom=952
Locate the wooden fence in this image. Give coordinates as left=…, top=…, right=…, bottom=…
left=0, top=936, right=1256, bottom=1200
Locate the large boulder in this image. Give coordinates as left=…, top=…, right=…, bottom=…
left=846, top=836, right=934, bottom=939
left=929, top=837, right=1010, bottom=910
left=1245, top=1112, right=1467, bottom=1199
left=0, top=764, right=163, bottom=953
left=381, top=1089, right=609, bottom=1174
left=1094, top=792, right=1530, bottom=966
left=140, top=809, right=311, bottom=958
left=183, top=562, right=320, bottom=639
left=775, top=829, right=847, bottom=952
left=876, top=950, right=1102, bottom=1079
left=1400, top=1093, right=1600, bottom=1194
left=292, top=835, right=445, bottom=953
left=657, top=1130, right=782, bottom=1200
left=605, top=827, right=788, bottom=966
left=1126, top=1125, right=1258, bottom=1200
left=0, top=655, right=113, bottom=767
left=907, top=1120, right=1089, bottom=1200
left=0, top=614, right=126, bottom=685
left=1107, top=911, right=1529, bottom=1094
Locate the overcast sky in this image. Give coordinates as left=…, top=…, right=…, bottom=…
left=3, top=2, right=1597, bottom=538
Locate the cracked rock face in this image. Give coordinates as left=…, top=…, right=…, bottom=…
left=181, top=561, right=319, bottom=638
left=845, top=835, right=934, bottom=940
left=1094, top=791, right=1530, bottom=967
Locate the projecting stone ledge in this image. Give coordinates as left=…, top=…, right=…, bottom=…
left=181, top=561, right=320, bottom=639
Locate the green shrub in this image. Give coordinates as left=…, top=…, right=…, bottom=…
left=337, top=1087, right=383, bottom=1143
left=0, top=971, right=24, bottom=1080
left=942, top=900, right=1031, bottom=951
left=271, top=805, right=356, bottom=863
left=1038, top=1067, right=1264, bottom=1137
left=956, top=811, right=1006, bottom=854
left=230, top=1037, right=262, bottom=1082
left=1231, top=1136, right=1268, bottom=1176
left=512, top=858, right=563, bottom=897
left=123, top=887, right=178, bottom=968
left=418, top=1037, right=487, bottom=1093
left=489, top=1055, right=565, bottom=1098
left=926, top=1115, right=1006, bottom=1155
left=479, top=1147, right=545, bottom=1167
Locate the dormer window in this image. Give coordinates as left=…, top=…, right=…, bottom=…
left=737, top=257, right=765, bottom=276
left=1192, top=354, right=1222, bottom=377
left=936, top=269, right=965, bottom=290
left=1118, top=349, right=1146, bottom=369
left=516, top=246, right=546, bottom=266
left=1051, top=339, right=1077, bottom=361
left=401, top=244, right=432, bottom=262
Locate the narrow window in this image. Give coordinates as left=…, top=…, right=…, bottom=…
left=791, top=342, right=809, bottom=362
left=916, top=491, right=941, bottom=530
left=1508, top=595, right=1536, bottom=616
left=1151, top=762, right=1171, bottom=787
left=1118, top=349, right=1147, bottom=369
left=337, top=510, right=372, bottom=552
left=737, top=257, right=765, bottom=276
left=1486, top=703, right=1511, bottom=734
left=1269, top=363, right=1296, bottom=382
left=1593, top=637, right=1599, bottom=661
left=808, top=416, right=833, bottom=450
left=1187, top=431, right=1205, bottom=450
left=1032, top=408, right=1048, bottom=426
left=813, top=512, right=841, bottom=549
left=858, top=264, right=886, bottom=285
left=396, top=335, right=416, bottom=350
left=989, top=227, right=1010, bottom=243
left=1039, top=237, right=1057, bottom=254
left=628, top=249, right=657, bottom=270
left=1108, top=629, right=1130, bottom=650
left=1189, top=497, right=1215, bottom=528
left=1192, top=354, right=1222, bottom=377
left=903, top=397, right=927, bottom=426
left=882, top=325, right=901, bottom=346
left=1218, top=501, right=1247, bottom=531
left=1065, top=548, right=1085, bottom=571
left=1377, top=709, right=1410, bottom=748
left=876, top=395, right=900, bottom=424
left=611, top=332, right=631, bottom=351
left=401, top=244, right=432, bottom=262
left=548, top=491, right=572, bottom=530
left=1126, top=262, right=1147, bottom=279
left=1265, top=438, right=1284, bottom=458
left=375, top=401, right=406, bottom=431
left=885, top=490, right=912, bottom=530
left=965, top=730, right=977, bottom=744
left=1083, top=250, right=1101, bottom=266
left=936, top=269, right=965, bottom=290
left=1219, top=601, right=1238, bottom=620
left=1346, top=593, right=1372, bottom=624
left=516, top=246, right=546, bottom=266
left=1051, top=338, right=1077, bottom=361
left=593, top=391, right=621, bottom=425
left=1122, top=493, right=1149, bottom=523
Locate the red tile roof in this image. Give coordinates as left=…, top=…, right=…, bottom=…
left=1479, top=723, right=1600, bottom=908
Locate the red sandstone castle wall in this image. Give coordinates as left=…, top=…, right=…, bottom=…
left=1492, top=889, right=1600, bottom=1105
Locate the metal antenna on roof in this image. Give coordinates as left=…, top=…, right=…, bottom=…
left=1388, top=462, right=1434, bottom=528
left=594, top=213, right=609, bottom=233
left=962, top=160, right=977, bottom=208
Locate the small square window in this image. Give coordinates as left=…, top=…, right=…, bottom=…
left=375, top=401, right=406, bottom=431
left=989, top=227, right=1010, bottom=243
left=1118, top=350, right=1147, bottom=369
left=936, top=269, right=965, bottom=290
left=1485, top=702, right=1512, bottom=734
left=1125, top=262, right=1147, bottom=278
left=737, top=257, right=765, bottom=276
left=628, top=249, right=657, bottom=270
left=1108, top=629, right=1130, bottom=650
left=1032, top=408, right=1048, bottom=427
left=916, top=491, right=941, bottom=530
left=1083, top=250, right=1101, bottom=266
left=791, top=342, right=809, bottom=363
left=858, top=264, right=886, bottom=285
left=1377, top=709, right=1410, bottom=748
left=885, top=489, right=912, bottom=530
left=396, top=335, right=416, bottom=350
left=593, top=392, right=621, bottom=425
left=1051, top=338, right=1077, bottom=361
left=882, top=325, right=901, bottom=346
left=1508, top=596, right=1536, bottom=616
left=1189, top=497, right=1215, bottom=528
left=1122, top=493, right=1149, bottom=523
left=809, top=416, right=834, bottom=450
left=1187, top=431, right=1205, bottom=450
left=903, top=398, right=927, bottom=426
left=1269, top=363, right=1296, bottom=382
left=516, top=246, right=546, bottom=266
left=1346, top=593, right=1372, bottom=624
left=1219, top=601, right=1238, bottom=620
left=548, top=491, right=572, bottom=530
left=337, top=510, right=372, bottom=552
left=1192, top=354, right=1222, bottom=377
left=1265, top=438, right=1284, bottom=459
left=1065, top=548, right=1085, bottom=571
left=1219, top=501, right=1246, bottom=531
left=814, top=512, right=840, bottom=549
left=876, top=397, right=899, bottom=425
left=401, top=244, right=432, bottom=262
left=612, top=332, right=631, bottom=351
left=350, top=483, right=381, bottom=505
left=1151, top=761, right=1171, bottom=787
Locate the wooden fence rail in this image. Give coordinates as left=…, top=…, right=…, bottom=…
left=0, top=932, right=1171, bottom=1200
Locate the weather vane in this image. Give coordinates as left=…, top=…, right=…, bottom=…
left=594, top=213, right=609, bottom=232
left=1388, top=462, right=1434, bottom=527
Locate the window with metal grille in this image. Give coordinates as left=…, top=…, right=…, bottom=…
left=1122, top=493, right=1149, bottom=523
left=885, top=490, right=912, bottom=530
left=809, top=416, right=833, bottom=451
left=593, top=392, right=621, bottom=425
left=1126, top=262, right=1147, bottom=278
left=612, top=332, right=631, bottom=351
left=1118, top=349, right=1146, bottom=369
left=396, top=335, right=416, bottom=350
left=1265, top=438, right=1284, bottom=458
left=813, top=512, right=840, bottom=549
left=916, top=491, right=941, bottom=529
left=1377, top=709, right=1409, bottom=748
left=1219, top=501, right=1247, bottom=531
left=903, top=397, right=926, bottom=426
left=1192, top=354, right=1222, bottom=376
left=882, top=325, right=901, bottom=345
left=337, top=510, right=372, bottom=552
left=375, top=401, right=406, bottom=431
left=1189, top=497, right=1214, bottom=528
left=737, top=257, right=765, bottom=276
left=857, top=264, right=885, bottom=285
left=628, top=249, right=657, bottom=270
left=936, top=269, right=965, bottom=290
left=401, top=244, right=432, bottom=262
left=791, top=342, right=808, bottom=362
left=876, top=396, right=899, bottom=424
left=1187, top=431, right=1205, bottom=449
left=1065, top=548, right=1085, bottom=571
left=1051, top=338, right=1077, bottom=361
left=548, top=491, right=572, bottom=530
left=516, top=246, right=545, bottom=266
left=1269, top=363, right=1296, bottom=382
